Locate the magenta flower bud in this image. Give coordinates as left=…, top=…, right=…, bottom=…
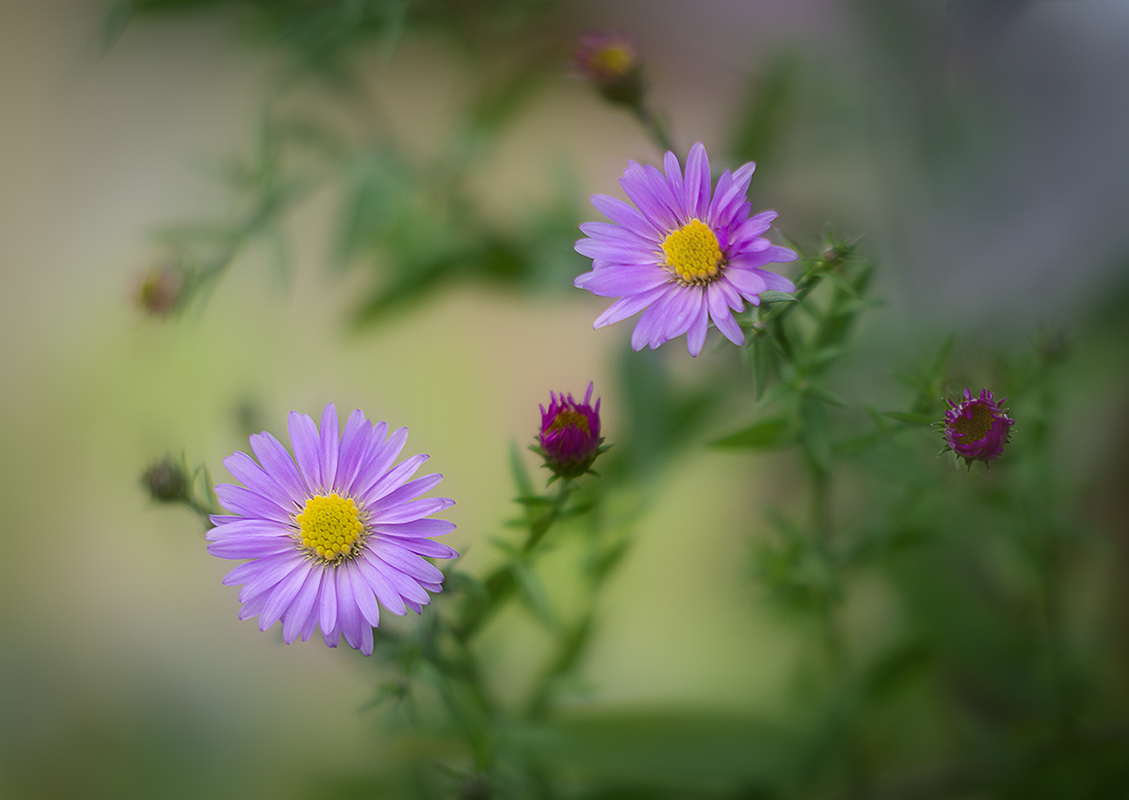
left=571, top=32, right=644, bottom=106
left=535, top=382, right=605, bottom=481
left=942, top=388, right=1015, bottom=469
left=134, top=261, right=184, bottom=317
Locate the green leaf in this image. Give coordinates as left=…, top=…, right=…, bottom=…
left=520, top=710, right=805, bottom=788
left=804, top=346, right=847, bottom=373
left=509, top=559, right=559, bottom=632
left=752, top=534, right=840, bottom=614
left=930, top=333, right=956, bottom=375
left=759, top=290, right=798, bottom=304
left=730, top=49, right=806, bottom=171
left=799, top=395, right=833, bottom=473
left=863, top=640, right=934, bottom=699
left=510, top=439, right=534, bottom=498
left=712, top=417, right=793, bottom=449
left=513, top=494, right=554, bottom=508
left=750, top=336, right=782, bottom=401
left=881, top=411, right=936, bottom=426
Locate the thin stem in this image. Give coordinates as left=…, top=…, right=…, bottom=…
left=451, top=481, right=574, bottom=643
left=634, top=102, right=676, bottom=155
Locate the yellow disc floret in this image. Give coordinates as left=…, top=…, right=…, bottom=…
left=952, top=405, right=992, bottom=442
left=547, top=409, right=590, bottom=435
left=295, top=493, right=365, bottom=563
left=662, top=219, right=724, bottom=285
left=593, top=44, right=635, bottom=78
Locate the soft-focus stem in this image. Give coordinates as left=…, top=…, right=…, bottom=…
left=451, top=480, right=574, bottom=643
left=811, top=464, right=844, bottom=672
left=187, top=467, right=222, bottom=530
left=634, top=102, right=676, bottom=155
left=522, top=480, right=574, bottom=555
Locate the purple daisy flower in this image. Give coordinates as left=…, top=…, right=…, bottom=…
left=207, top=404, right=457, bottom=656
left=574, top=141, right=798, bottom=357
left=942, top=388, right=1015, bottom=469
left=536, top=382, right=604, bottom=481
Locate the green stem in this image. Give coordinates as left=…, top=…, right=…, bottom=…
left=634, top=103, right=676, bottom=155
left=811, top=464, right=844, bottom=672
left=451, top=481, right=574, bottom=642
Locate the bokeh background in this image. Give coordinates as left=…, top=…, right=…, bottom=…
left=3, top=1, right=1128, bottom=798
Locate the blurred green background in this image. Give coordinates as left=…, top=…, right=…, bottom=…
left=2, top=1, right=1128, bottom=798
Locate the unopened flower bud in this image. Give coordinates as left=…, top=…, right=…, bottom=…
left=135, top=261, right=184, bottom=317
left=142, top=457, right=189, bottom=502
left=940, top=388, right=1014, bottom=469
left=534, top=382, right=606, bottom=482
left=572, top=32, right=644, bottom=107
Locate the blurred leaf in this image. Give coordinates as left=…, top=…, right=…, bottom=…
left=730, top=50, right=806, bottom=170
left=350, top=256, right=452, bottom=325
left=753, top=522, right=840, bottom=614
left=760, top=290, right=798, bottom=304
left=267, top=226, right=290, bottom=287
left=508, top=557, right=559, bottom=632
left=749, top=335, right=783, bottom=401
left=336, top=149, right=422, bottom=260
left=518, top=711, right=806, bottom=790
left=510, top=438, right=535, bottom=498
left=463, top=55, right=552, bottom=147
left=809, top=384, right=847, bottom=408
left=799, top=395, right=833, bottom=473
left=103, top=0, right=136, bottom=50
left=609, top=345, right=718, bottom=481
left=881, top=411, right=936, bottom=426
left=863, top=640, right=934, bottom=699
left=513, top=494, right=554, bottom=508
left=802, top=346, right=847, bottom=375
left=586, top=535, right=633, bottom=586
left=713, top=417, right=793, bottom=449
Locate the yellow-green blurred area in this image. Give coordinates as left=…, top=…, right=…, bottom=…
left=3, top=1, right=1129, bottom=799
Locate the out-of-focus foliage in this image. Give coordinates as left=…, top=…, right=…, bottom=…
left=117, top=0, right=587, bottom=326
left=97, top=0, right=1129, bottom=798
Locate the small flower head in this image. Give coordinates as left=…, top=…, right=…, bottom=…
left=534, top=382, right=605, bottom=482
left=207, top=404, right=457, bottom=656
left=941, top=388, right=1015, bottom=469
left=141, top=456, right=189, bottom=503
left=572, top=32, right=644, bottom=106
left=134, top=261, right=184, bottom=317
left=574, top=142, right=797, bottom=356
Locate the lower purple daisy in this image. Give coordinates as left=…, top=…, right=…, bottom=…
left=574, top=141, right=797, bottom=356
left=207, top=404, right=457, bottom=655
left=942, top=388, right=1015, bottom=469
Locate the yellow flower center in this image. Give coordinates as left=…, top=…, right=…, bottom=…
left=295, top=493, right=365, bottom=563
left=593, top=45, right=634, bottom=78
left=662, top=219, right=724, bottom=285
left=548, top=409, right=589, bottom=435
left=952, top=405, right=993, bottom=442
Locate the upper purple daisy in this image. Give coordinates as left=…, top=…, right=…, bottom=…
left=207, top=404, right=457, bottom=656
left=573, top=142, right=797, bottom=357
left=942, top=388, right=1015, bottom=469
